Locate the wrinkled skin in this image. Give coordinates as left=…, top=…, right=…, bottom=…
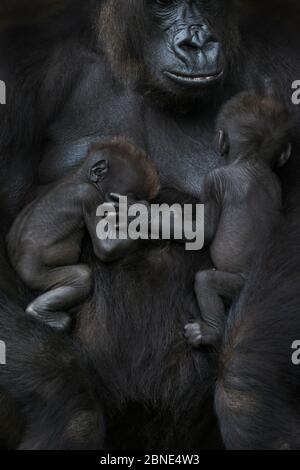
left=0, top=0, right=300, bottom=450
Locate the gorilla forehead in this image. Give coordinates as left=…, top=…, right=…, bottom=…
left=99, top=0, right=239, bottom=101
left=100, top=0, right=234, bottom=40
left=107, top=0, right=229, bottom=20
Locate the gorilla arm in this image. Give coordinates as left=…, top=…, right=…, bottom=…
left=0, top=7, right=87, bottom=224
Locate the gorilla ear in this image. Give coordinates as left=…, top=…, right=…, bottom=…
left=218, top=130, right=230, bottom=157
left=277, top=142, right=292, bottom=168
left=90, top=160, right=109, bottom=182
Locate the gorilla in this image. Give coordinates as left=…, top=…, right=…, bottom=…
left=185, top=91, right=293, bottom=347
left=7, top=137, right=160, bottom=331
left=0, top=0, right=300, bottom=450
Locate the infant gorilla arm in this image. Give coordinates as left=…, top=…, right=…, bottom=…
left=185, top=91, right=293, bottom=347
left=7, top=137, right=160, bottom=330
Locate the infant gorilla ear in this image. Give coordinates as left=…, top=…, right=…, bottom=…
left=216, top=91, right=293, bottom=168
left=277, top=141, right=292, bottom=168
left=217, top=130, right=230, bottom=157
left=89, top=159, right=109, bottom=183
left=7, top=136, right=160, bottom=331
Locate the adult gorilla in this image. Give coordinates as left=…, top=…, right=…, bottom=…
left=0, top=0, right=300, bottom=450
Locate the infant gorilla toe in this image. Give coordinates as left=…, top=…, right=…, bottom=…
left=184, top=322, right=204, bottom=348
left=184, top=322, right=221, bottom=347
left=46, top=313, right=72, bottom=331
left=26, top=305, right=71, bottom=331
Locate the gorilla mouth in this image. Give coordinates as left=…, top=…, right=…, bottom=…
left=165, top=70, right=224, bottom=87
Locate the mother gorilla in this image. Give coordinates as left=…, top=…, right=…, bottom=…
left=0, top=0, right=300, bottom=450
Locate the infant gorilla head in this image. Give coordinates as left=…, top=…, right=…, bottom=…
left=7, top=137, right=160, bottom=331
left=217, top=91, right=293, bottom=168
left=82, top=137, right=160, bottom=201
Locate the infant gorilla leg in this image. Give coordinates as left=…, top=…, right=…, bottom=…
left=26, top=265, right=93, bottom=330
left=185, top=270, right=244, bottom=347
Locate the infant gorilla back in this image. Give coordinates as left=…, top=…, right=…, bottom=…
left=212, top=91, right=293, bottom=273
left=210, top=163, right=282, bottom=274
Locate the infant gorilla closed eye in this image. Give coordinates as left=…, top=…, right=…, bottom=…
left=7, top=137, right=160, bottom=331
left=185, top=91, right=293, bottom=347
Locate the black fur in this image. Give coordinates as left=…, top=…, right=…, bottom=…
left=0, top=0, right=299, bottom=449
left=216, top=206, right=300, bottom=449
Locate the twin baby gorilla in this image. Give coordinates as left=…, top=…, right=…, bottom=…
left=7, top=91, right=292, bottom=345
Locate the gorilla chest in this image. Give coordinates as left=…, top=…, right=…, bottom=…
left=144, top=107, right=221, bottom=196
left=39, top=72, right=220, bottom=196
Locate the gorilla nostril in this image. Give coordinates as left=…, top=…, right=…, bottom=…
left=173, top=25, right=218, bottom=64
left=176, top=35, right=203, bottom=54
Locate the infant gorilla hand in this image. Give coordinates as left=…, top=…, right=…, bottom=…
left=109, top=191, right=150, bottom=235
left=94, top=196, right=144, bottom=262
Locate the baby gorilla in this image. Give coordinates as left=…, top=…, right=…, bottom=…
left=185, top=91, right=292, bottom=347
left=7, top=138, right=160, bottom=330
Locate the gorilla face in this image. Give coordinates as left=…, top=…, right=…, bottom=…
left=147, top=1, right=225, bottom=93
left=100, top=0, right=239, bottom=101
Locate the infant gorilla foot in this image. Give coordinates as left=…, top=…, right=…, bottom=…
left=26, top=305, right=71, bottom=331
left=184, top=322, right=220, bottom=347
